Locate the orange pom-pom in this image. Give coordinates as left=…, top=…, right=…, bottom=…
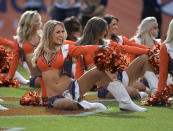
left=20, top=91, right=48, bottom=106
left=148, top=43, right=160, bottom=74
left=94, top=45, right=129, bottom=73
left=0, top=46, right=19, bottom=87
left=0, top=74, right=20, bottom=87
left=20, top=91, right=42, bottom=106
left=141, top=84, right=173, bottom=107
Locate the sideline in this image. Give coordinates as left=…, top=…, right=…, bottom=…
left=0, top=108, right=111, bottom=118
left=0, top=127, right=25, bottom=131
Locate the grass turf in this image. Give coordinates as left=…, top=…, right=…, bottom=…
left=0, top=67, right=173, bottom=131
left=0, top=100, right=173, bottom=131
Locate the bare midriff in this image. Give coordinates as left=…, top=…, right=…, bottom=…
left=42, top=69, right=72, bottom=97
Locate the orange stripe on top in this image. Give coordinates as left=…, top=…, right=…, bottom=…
left=37, top=50, right=64, bottom=72
left=22, top=42, right=37, bottom=55
left=8, top=39, right=39, bottom=78
left=156, top=44, right=169, bottom=93
left=37, top=45, right=99, bottom=72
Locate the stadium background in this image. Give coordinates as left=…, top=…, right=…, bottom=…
left=0, top=0, right=173, bottom=40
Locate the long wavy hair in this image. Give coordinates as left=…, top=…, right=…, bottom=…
left=76, top=17, right=107, bottom=45
left=32, top=20, right=67, bottom=66
left=15, top=10, right=41, bottom=44
left=164, top=19, right=173, bottom=48
left=103, top=14, right=119, bottom=42
left=135, top=17, right=158, bottom=48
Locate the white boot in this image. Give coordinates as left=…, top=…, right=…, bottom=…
left=0, top=105, right=8, bottom=110
left=14, top=71, right=29, bottom=84
left=79, top=100, right=107, bottom=110
left=144, top=71, right=158, bottom=95
left=107, top=81, right=147, bottom=112
left=122, top=71, right=129, bottom=87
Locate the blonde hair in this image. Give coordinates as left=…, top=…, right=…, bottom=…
left=32, top=20, right=67, bottom=66
left=15, top=10, right=41, bottom=44
left=135, top=17, right=158, bottom=48
left=164, top=19, right=173, bottom=47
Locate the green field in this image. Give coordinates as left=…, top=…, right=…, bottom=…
left=0, top=67, right=173, bottom=131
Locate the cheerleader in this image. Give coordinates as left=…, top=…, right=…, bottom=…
left=103, top=14, right=148, bottom=63
left=5, top=11, right=45, bottom=88
left=0, top=11, right=50, bottom=103
left=0, top=38, right=29, bottom=85
left=130, top=17, right=163, bottom=95
left=141, top=19, right=173, bottom=106
left=102, top=15, right=152, bottom=98
left=76, top=17, right=151, bottom=99
left=32, top=20, right=147, bottom=112
left=156, top=19, right=173, bottom=94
